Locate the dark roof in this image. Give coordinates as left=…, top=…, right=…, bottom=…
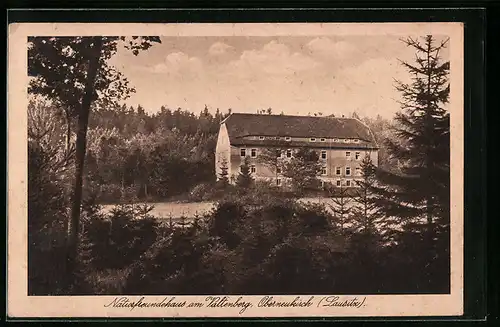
left=230, top=139, right=378, bottom=150
left=223, top=113, right=377, bottom=148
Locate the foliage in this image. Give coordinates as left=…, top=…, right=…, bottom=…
left=376, top=35, right=450, bottom=227
left=28, top=36, right=161, bottom=110
left=350, top=155, right=384, bottom=235
left=83, top=203, right=160, bottom=270
left=217, top=156, right=230, bottom=188
left=281, top=147, right=322, bottom=194
left=325, top=182, right=353, bottom=229
left=236, top=156, right=254, bottom=189
left=28, top=142, right=69, bottom=295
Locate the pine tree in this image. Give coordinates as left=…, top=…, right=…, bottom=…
left=217, top=157, right=230, bottom=188
left=327, top=182, right=352, bottom=229
left=236, top=156, right=254, bottom=188
left=350, top=154, right=385, bottom=246
left=377, top=35, right=450, bottom=234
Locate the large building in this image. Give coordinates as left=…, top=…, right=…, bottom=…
left=215, top=113, right=379, bottom=188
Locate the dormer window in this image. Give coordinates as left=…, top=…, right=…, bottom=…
left=310, top=138, right=316, bottom=142
left=259, top=136, right=265, bottom=140
left=285, top=137, right=291, bottom=141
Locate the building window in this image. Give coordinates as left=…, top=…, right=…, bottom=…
left=344, top=139, right=350, bottom=143
left=321, top=150, right=327, bottom=159
left=346, top=180, right=351, bottom=187
left=345, top=166, right=351, bottom=176
left=355, top=152, right=361, bottom=160
left=320, top=180, right=325, bottom=188
left=335, top=167, right=341, bottom=175
left=259, top=136, right=265, bottom=140
left=240, top=148, right=246, bottom=157
left=276, top=167, right=282, bottom=174
left=310, top=138, right=316, bottom=142
left=354, top=139, right=360, bottom=143
left=276, top=178, right=282, bottom=186
left=333, top=138, right=339, bottom=142
left=251, top=148, right=257, bottom=158
left=336, top=179, right=341, bottom=187
left=355, top=167, right=362, bottom=176
left=250, top=165, right=256, bottom=173
left=346, top=151, right=351, bottom=158
left=286, top=149, right=292, bottom=158
left=320, top=138, right=326, bottom=142
left=275, top=136, right=280, bottom=140
left=321, top=166, right=327, bottom=175
left=285, top=136, right=291, bottom=141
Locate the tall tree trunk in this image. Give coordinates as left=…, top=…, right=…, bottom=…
left=425, top=37, right=434, bottom=237
left=65, top=37, right=103, bottom=289
left=64, top=109, right=72, bottom=154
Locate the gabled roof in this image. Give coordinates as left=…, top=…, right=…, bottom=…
left=222, top=113, right=377, bottom=148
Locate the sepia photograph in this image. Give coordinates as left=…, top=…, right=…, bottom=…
left=8, top=22, right=464, bottom=318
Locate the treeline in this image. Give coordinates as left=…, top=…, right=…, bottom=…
left=31, top=96, right=397, bottom=204
left=84, top=105, right=230, bottom=202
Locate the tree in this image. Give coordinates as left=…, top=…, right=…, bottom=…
left=376, top=35, right=450, bottom=235
left=350, top=154, right=385, bottom=245
left=28, top=98, right=74, bottom=175
left=257, top=143, right=288, bottom=183
left=282, top=148, right=322, bottom=194
left=217, top=157, right=230, bottom=188
left=236, top=156, right=254, bottom=189
left=327, top=182, right=352, bottom=229
left=28, top=36, right=161, bottom=289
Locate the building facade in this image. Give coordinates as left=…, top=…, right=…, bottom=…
left=215, top=113, right=379, bottom=188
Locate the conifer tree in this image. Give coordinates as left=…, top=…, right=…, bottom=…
left=327, top=182, right=352, bottom=229
left=236, top=156, right=254, bottom=188
left=217, top=157, right=230, bottom=188
left=350, top=154, right=385, bottom=248
left=376, top=35, right=450, bottom=235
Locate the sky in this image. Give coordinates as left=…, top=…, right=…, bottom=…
left=107, top=35, right=449, bottom=119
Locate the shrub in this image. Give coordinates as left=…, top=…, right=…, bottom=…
left=84, top=203, right=160, bottom=270
left=28, top=142, right=70, bottom=295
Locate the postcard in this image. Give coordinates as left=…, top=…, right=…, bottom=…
left=7, top=21, right=464, bottom=318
